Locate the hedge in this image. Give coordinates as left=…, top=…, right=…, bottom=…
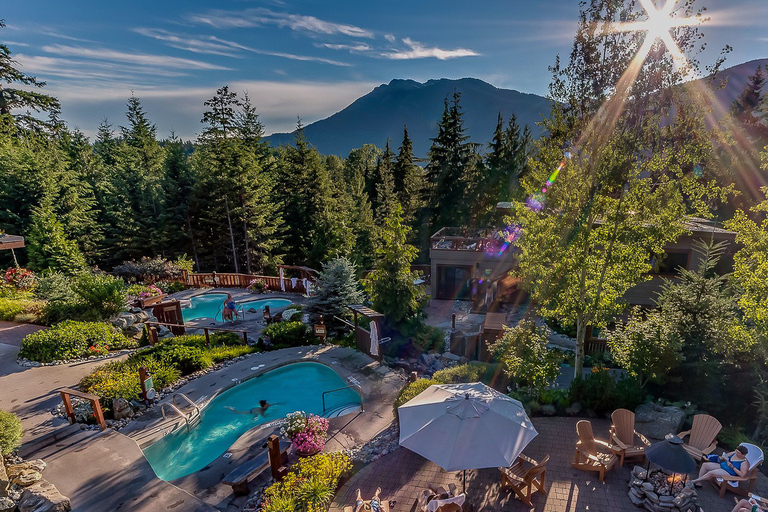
left=0, top=410, right=23, bottom=455
left=19, top=320, right=132, bottom=363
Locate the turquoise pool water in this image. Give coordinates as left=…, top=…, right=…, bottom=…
left=181, top=293, right=291, bottom=322
left=142, top=362, right=359, bottom=481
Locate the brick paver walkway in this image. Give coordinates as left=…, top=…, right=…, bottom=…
left=331, top=416, right=768, bottom=512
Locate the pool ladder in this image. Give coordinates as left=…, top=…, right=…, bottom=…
left=322, top=384, right=364, bottom=414
left=160, top=393, right=202, bottom=431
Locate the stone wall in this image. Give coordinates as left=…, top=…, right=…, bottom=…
left=1, top=455, right=70, bottom=512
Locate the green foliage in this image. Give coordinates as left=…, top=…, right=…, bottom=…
left=113, top=256, right=189, bottom=284
left=79, top=358, right=181, bottom=407
left=365, top=204, right=426, bottom=325
left=569, top=371, right=645, bottom=415
left=156, top=281, right=187, bottom=295
left=19, top=320, right=129, bottom=362
left=490, top=320, right=561, bottom=393
left=306, top=256, right=364, bottom=331
left=394, top=378, right=434, bottom=410
left=0, top=410, right=23, bottom=455
left=400, top=318, right=445, bottom=353
left=539, top=388, right=571, bottom=409
left=71, top=272, right=127, bottom=319
left=261, top=451, right=351, bottom=512
left=33, top=271, right=77, bottom=303
left=0, top=296, right=36, bottom=321
left=263, top=321, right=314, bottom=348
left=26, top=204, right=88, bottom=274
left=718, top=426, right=760, bottom=451
left=608, top=308, right=682, bottom=386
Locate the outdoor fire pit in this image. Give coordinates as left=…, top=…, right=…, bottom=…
left=627, top=434, right=698, bottom=512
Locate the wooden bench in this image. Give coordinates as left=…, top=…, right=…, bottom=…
left=223, top=440, right=290, bottom=495
left=59, top=388, right=106, bottom=430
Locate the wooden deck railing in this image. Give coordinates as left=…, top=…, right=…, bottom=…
left=185, top=273, right=309, bottom=293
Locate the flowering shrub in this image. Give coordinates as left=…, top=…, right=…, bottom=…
left=247, top=278, right=267, bottom=293
left=261, top=451, right=351, bottom=512
left=126, top=284, right=162, bottom=302
left=156, top=281, right=187, bottom=294
left=4, top=267, right=36, bottom=290
left=280, top=411, right=329, bottom=454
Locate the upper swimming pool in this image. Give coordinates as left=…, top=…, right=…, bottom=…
left=142, top=362, right=360, bottom=481
left=181, top=293, right=291, bottom=322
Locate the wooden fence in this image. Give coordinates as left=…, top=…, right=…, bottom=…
left=185, top=273, right=310, bottom=293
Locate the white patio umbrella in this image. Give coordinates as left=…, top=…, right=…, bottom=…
left=279, top=267, right=285, bottom=291
left=399, top=382, right=537, bottom=491
left=369, top=321, right=379, bottom=357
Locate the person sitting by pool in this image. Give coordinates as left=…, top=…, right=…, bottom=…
left=354, top=487, right=383, bottom=512
left=222, top=294, right=237, bottom=322
left=691, top=445, right=749, bottom=487
left=225, top=400, right=278, bottom=418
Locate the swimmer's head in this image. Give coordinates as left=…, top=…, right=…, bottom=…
left=259, top=400, right=268, bottom=407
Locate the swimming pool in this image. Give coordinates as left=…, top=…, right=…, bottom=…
left=181, top=293, right=292, bottom=322
left=142, top=362, right=360, bottom=481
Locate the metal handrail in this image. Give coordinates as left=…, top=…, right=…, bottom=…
left=322, top=384, right=364, bottom=413
left=160, top=403, right=189, bottom=427
left=173, top=393, right=201, bottom=418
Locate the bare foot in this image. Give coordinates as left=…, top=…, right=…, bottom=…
left=374, top=487, right=381, bottom=499
left=356, top=488, right=362, bottom=501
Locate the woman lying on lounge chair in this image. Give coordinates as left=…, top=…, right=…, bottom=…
left=732, top=496, right=766, bottom=512
left=691, top=445, right=749, bottom=487
left=354, top=487, right=383, bottom=512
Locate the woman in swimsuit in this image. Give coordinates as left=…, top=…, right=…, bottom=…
left=692, top=445, right=749, bottom=487
left=222, top=294, right=237, bottom=322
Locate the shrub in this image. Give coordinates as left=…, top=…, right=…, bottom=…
left=156, top=281, right=186, bottom=294
left=0, top=297, right=31, bottom=321
left=20, top=320, right=129, bottom=362
left=569, top=371, right=644, bottom=415
left=261, top=452, right=351, bottom=512
left=490, top=320, right=561, bottom=395
left=399, top=318, right=444, bottom=353
left=3, top=267, right=36, bottom=290
left=206, top=345, right=256, bottom=363
left=432, top=362, right=509, bottom=389
left=155, top=345, right=210, bottom=375
left=211, top=331, right=246, bottom=346
left=0, top=410, right=23, bottom=455
left=80, top=358, right=181, bottom=407
left=72, top=273, right=126, bottom=318
left=33, top=271, right=77, bottom=303
left=247, top=278, right=268, bottom=293
left=394, top=378, right=434, bottom=409
left=264, top=321, right=314, bottom=348
left=113, top=256, right=191, bottom=283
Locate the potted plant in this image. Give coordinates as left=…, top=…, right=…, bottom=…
left=247, top=278, right=268, bottom=294
left=280, top=411, right=329, bottom=456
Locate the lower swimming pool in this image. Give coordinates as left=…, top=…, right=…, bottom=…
left=142, top=362, right=359, bottom=481
left=181, top=293, right=292, bottom=322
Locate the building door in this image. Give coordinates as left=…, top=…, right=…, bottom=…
left=436, top=266, right=472, bottom=300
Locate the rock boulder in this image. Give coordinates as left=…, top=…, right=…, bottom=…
left=0, top=496, right=15, bottom=512
left=112, top=398, right=133, bottom=421
left=18, top=480, right=70, bottom=512
left=635, top=402, right=685, bottom=440
left=0, top=461, right=8, bottom=498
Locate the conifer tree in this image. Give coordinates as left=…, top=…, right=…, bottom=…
left=27, top=202, right=87, bottom=274
left=374, top=140, right=397, bottom=224
left=393, top=125, right=424, bottom=225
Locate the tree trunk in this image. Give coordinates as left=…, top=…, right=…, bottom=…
left=224, top=198, right=239, bottom=273
left=575, top=314, right=587, bottom=379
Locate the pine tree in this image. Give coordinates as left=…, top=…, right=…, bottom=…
left=424, top=92, right=475, bottom=228
left=374, top=140, right=397, bottom=224
left=161, top=134, right=195, bottom=262
left=27, top=202, right=87, bottom=274
left=346, top=166, right=378, bottom=271
left=393, top=125, right=424, bottom=225
left=364, top=204, right=427, bottom=325
left=306, top=256, right=365, bottom=332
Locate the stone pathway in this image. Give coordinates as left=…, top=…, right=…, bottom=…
left=0, top=321, right=128, bottom=444
left=330, top=416, right=768, bottom=512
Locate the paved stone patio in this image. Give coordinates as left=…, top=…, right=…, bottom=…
left=330, top=416, right=768, bottom=512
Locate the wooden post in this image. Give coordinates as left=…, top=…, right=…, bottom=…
left=452, top=313, right=456, bottom=330
left=148, top=326, right=158, bottom=346
left=91, top=399, right=107, bottom=431
left=314, top=315, right=327, bottom=344
left=60, top=391, right=76, bottom=424
left=242, top=331, right=249, bottom=345
left=268, top=435, right=287, bottom=481
left=204, top=329, right=210, bottom=347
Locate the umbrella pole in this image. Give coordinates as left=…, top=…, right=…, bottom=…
left=463, top=469, right=466, bottom=494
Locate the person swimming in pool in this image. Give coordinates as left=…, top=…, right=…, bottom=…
left=225, top=400, right=282, bottom=418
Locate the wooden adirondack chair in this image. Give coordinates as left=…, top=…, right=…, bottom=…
left=712, top=443, right=764, bottom=498
left=677, top=414, right=722, bottom=461
left=573, top=420, right=618, bottom=482
left=499, top=453, right=549, bottom=506
left=610, top=408, right=651, bottom=466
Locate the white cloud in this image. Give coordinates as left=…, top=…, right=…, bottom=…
left=317, top=43, right=372, bottom=52
left=382, top=38, right=479, bottom=60
left=188, top=8, right=374, bottom=39
left=14, top=54, right=189, bottom=82
left=42, top=44, right=231, bottom=71
left=135, top=28, right=352, bottom=66
left=385, top=34, right=396, bottom=43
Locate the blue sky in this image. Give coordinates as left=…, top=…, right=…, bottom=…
left=3, top=0, right=767, bottom=140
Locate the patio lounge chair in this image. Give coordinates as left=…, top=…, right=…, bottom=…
left=711, top=443, right=764, bottom=498
left=677, top=414, right=722, bottom=462
left=426, top=494, right=465, bottom=512
left=609, top=408, right=650, bottom=466
left=499, top=453, right=549, bottom=506
left=572, top=419, right=618, bottom=482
